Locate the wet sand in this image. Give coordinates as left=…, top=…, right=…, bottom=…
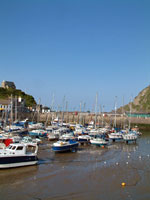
left=0, top=132, right=150, bottom=200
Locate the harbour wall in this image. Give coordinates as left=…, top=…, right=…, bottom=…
left=1, top=112, right=150, bottom=129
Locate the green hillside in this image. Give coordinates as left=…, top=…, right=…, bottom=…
left=117, top=86, right=150, bottom=113
left=0, top=87, right=36, bottom=107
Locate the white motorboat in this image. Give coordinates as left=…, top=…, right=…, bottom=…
left=0, top=143, right=38, bottom=168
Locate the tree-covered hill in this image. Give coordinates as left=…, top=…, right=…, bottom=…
left=0, top=87, right=36, bottom=107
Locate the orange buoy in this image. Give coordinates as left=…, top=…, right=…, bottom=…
left=121, top=182, right=126, bottom=187
left=101, top=145, right=104, bottom=148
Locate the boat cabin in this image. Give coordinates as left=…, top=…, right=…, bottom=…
left=0, top=143, right=38, bottom=155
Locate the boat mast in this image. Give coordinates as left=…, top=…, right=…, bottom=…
left=51, top=93, right=55, bottom=123
left=129, top=97, right=132, bottom=130
left=4, top=107, right=7, bottom=128
left=10, top=94, right=13, bottom=125
left=79, top=101, right=82, bottom=124
left=37, top=98, right=41, bottom=123
left=15, top=96, right=17, bottom=122
left=62, top=95, right=65, bottom=125
left=98, top=104, right=101, bottom=127
left=66, top=101, right=68, bottom=123
left=122, top=96, right=125, bottom=129
left=102, top=105, right=104, bottom=127
left=114, top=96, right=117, bottom=129
left=83, top=102, right=86, bottom=126
left=95, top=93, right=98, bottom=129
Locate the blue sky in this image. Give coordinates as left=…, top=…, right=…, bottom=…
left=0, top=0, right=150, bottom=111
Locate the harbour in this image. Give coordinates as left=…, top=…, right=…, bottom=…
left=1, top=0, right=150, bottom=199
left=0, top=130, right=150, bottom=200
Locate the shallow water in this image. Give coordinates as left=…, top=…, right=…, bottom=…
left=0, top=132, right=150, bottom=200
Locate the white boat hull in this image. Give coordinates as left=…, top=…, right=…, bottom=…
left=0, top=160, right=38, bottom=169
left=108, top=133, right=123, bottom=141
left=90, top=139, right=108, bottom=146
left=123, top=134, right=137, bottom=142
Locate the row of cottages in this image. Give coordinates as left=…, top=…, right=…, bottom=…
left=0, top=99, right=11, bottom=111
left=0, top=99, right=51, bottom=114
left=24, top=104, right=51, bottom=113
left=0, top=97, right=26, bottom=113
left=33, top=104, right=51, bottom=113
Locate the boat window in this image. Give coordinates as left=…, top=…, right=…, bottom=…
left=26, top=145, right=36, bottom=153
left=16, top=146, right=23, bottom=150
left=9, top=146, right=12, bottom=149
left=12, top=146, right=16, bottom=150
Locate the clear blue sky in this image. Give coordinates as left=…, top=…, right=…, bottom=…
left=0, top=0, right=150, bottom=111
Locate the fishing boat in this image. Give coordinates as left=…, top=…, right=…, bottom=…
left=74, top=124, right=88, bottom=136
left=52, top=139, right=79, bottom=152
left=86, top=121, right=95, bottom=131
left=21, top=136, right=41, bottom=145
left=28, top=122, right=44, bottom=130
left=90, top=136, right=108, bottom=147
left=28, top=129, right=47, bottom=137
left=4, top=125, right=27, bottom=135
left=0, top=143, right=38, bottom=168
left=59, top=133, right=75, bottom=140
left=122, top=131, right=138, bottom=143
left=77, top=135, right=91, bottom=143
left=46, top=126, right=59, bottom=141
left=108, top=131, right=123, bottom=142
left=47, top=132, right=59, bottom=141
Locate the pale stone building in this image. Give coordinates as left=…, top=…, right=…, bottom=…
left=1, top=80, right=16, bottom=89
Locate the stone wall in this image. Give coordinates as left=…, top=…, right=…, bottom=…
left=1, top=111, right=150, bottom=127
